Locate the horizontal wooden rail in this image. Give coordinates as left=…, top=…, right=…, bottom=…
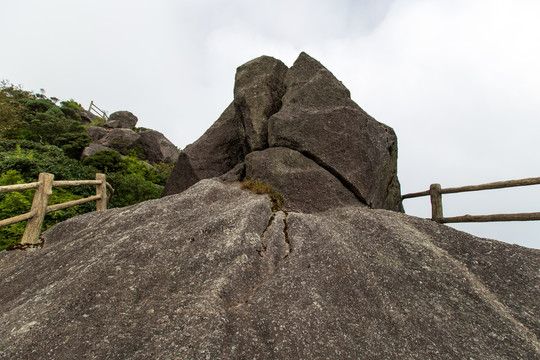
left=403, top=177, right=540, bottom=199
left=0, top=182, right=40, bottom=194
left=0, top=210, right=36, bottom=228
left=440, top=212, right=540, bottom=223
left=402, top=176, right=540, bottom=224
left=0, top=173, right=113, bottom=247
left=46, top=195, right=102, bottom=213
left=401, top=189, right=430, bottom=199
left=52, top=180, right=103, bottom=187
left=440, top=177, right=540, bottom=194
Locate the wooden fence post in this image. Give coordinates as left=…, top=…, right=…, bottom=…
left=430, top=183, right=443, bottom=223
left=95, top=173, right=107, bottom=211
left=21, top=173, right=54, bottom=245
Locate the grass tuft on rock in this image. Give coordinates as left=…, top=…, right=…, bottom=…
left=240, top=179, right=284, bottom=211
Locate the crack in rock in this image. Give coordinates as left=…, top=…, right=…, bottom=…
left=282, top=211, right=290, bottom=259
left=297, top=149, right=368, bottom=206
left=229, top=210, right=290, bottom=308
left=257, top=213, right=276, bottom=257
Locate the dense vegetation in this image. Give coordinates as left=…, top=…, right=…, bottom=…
left=0, top=81, right=173, bottom=250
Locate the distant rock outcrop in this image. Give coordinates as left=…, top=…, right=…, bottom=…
left=81, top=112, right=179, bottom=164
left=163, top=52, right=402, bottom=212
left=0, top=179, right=538, bottom=359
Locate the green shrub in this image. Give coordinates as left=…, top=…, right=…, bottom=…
left=146, top=162, right=174, bottom=186
left=60, top=100, right=83, bottom=122
left=120, top=153, right=150, bottom=177
left=82, top=150, right=125, bottom=173
left=107, top=172, right=162, bottom=208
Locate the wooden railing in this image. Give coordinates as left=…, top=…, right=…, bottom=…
left=402, top=177, right=540, bottom=223
left=0, top=173, right=114, bottom=246
left=88, top=101, right=108, bottom=121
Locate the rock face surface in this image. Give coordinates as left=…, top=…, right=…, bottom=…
left=0, top=179, right=538, bottom=359
left=104, top=110, right=138, bottom=129
left=163, top=53, right=402, bottom=211
left=244, top=147, right=359, bottom=213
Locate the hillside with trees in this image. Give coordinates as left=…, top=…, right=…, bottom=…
left=0, top=81, right=174, bottom=250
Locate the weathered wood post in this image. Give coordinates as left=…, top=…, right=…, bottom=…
left=429, top=183, right=443, bottom=223
left=21, top=173, right=54, bottom=245
left=95, top=173, right=107, bottom=211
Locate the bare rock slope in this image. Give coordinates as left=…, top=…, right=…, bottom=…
left=0, top=179, right=538, bottom=359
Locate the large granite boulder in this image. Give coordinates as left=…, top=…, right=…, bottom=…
left=99, top=128, right=140, bottom=154
left=268, top=53, right=402, bottom=211
left=137, top=129, right=180, bottom=163
left=163, top=52, right=403, bottom=212
left=244, top=147, right=361, bottom=213
left=0, top=179, right=538, bottom=359
left=104, top=110, right=138, bottom=129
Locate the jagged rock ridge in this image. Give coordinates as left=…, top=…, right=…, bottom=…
left=163, top=52, right=403, bottom=212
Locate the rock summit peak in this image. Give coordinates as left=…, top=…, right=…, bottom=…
left=163, top=52, right=403, bottom=213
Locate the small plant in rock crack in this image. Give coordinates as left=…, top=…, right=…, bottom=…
left=240, top=179, right=284, bottom=211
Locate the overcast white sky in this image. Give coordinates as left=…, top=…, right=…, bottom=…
left=1, top=0, right=539, bottom=249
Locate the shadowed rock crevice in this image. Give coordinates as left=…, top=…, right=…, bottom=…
left=282, top=211, right=290, bottom=258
